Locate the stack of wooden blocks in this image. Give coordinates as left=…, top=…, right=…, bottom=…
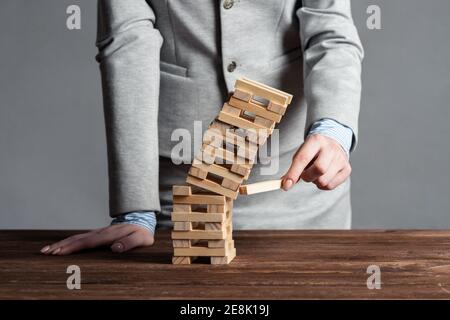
left=172, top=78, right=293, bottom=265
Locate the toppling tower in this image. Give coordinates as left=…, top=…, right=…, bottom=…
left=171, top=78, right=293, bottom=264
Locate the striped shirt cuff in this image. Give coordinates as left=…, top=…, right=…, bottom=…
left=111, top=211, right=156, bottom=235
left=308, top=118, right=354, bottom=156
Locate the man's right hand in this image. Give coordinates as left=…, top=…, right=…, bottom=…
left=40, top=224, right=154, bottom=255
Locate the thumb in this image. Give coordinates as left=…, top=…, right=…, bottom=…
left=111, top=229, right=154, bottom=253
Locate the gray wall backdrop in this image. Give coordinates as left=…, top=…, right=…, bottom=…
left=1, top=0, right=449, bottom=229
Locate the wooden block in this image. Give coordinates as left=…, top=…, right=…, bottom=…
left=174, top=246, right=227, bottom=257
left=189, top=166, right=208, bottom=180
left=218, top=106, right=268, bottom=132
left=267, top=101, right=287, bottom=115
left=197, top=146, right=254, bottom=167
left=226, top=198, right=233, bottom=212
left=209, top=121, right=258, bottom=156
left=224, top=219, right=231, bottom=229
left=208, top=120, right=233, bottom=136
left=209, top=146, right=251, bottom=166
left=225, top=211, right=233, bottom=221
left=172, top=204, right=191, bottom=212
left=173, top=221, right=192, bottom=231
left=221, top=178, right=240, bottom=191
left=197, top=143, right=242, bottom=165
left=192, top=162, right=243, bottom=186
left=172, top=256, right=193, bottom=265
left=203, top=128, right=224, bottom=148
left=208, top=240, right=226, bottom=248
left=198, top=144, right=217, bottom=164
left=207, top=204, right=226, bottom=213
left=236, top=142, right=258, bottom=161
left=221, top=103, right=242, bottom=116
left=205, top=222, right=223, bottom=231
left=231, top=163, right=252, bottom=178
left=239, top=179, right=282, bottom=195
left=199, top=152, right=215, bottom=165
left=186, top=175, right=238, bottom=199
left=173, top=194, right=226, bottom=205
left=236, top=78, right=292, bottom=106
left=211, top=248, right=236, bottom=265
left=228, top=96, right=282, bottom=123
left=209, top=121, right=258, bottom=157
left=222, top=130, right=258, bottom=161
left=224, top=219, right=232, bottom=233
left=208, top=238, right=234, bottom=248
left=171, top=212, right=226, bottom=223
left=241, top=77, right=293, bottom=101
left=209, top=217, right=231, bottom=237
left=254, top=116, right=275, bottom=129
left=209, top=146, right=235, bottom=165
left=232, top=88, right=252, bottom=102
left=172, top=240, right=191, bottom=248
left=246, top=128, right=269, bottom=146
left=172, top=229, right=226, bottom=240
left=224, top=130, right=246, bottom=149
left=172, top=185, right=191, bottom=196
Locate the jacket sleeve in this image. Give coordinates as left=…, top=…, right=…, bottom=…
left=95, top=0, right=163, bottom=217
left=298, top=0, right=364, bottom=150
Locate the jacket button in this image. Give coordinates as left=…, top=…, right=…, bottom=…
left=223, top=0, right=234, bottom=9
left=227, top=61, right=237, bottom=72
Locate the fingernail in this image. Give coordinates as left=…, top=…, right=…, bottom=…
left=283, top=179, right=294, bottom=191
left=52, top=248, right=61, bottom=255
left=111, top=243, right=124, bottom=253
left=40, top=246, right=50, bottom=254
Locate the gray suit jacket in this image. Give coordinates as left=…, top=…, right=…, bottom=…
left=96, top=0, right=363, bottom=228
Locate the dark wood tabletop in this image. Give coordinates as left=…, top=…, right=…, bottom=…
left=1, top=230, right=450, bottom=299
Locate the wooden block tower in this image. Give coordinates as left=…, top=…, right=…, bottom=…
left=171, top=78, right=293, bottom=264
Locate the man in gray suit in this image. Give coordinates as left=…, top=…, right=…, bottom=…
left=41, top=0, right=363, bottom=255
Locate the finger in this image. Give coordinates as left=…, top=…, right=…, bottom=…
left=301, top=148, right=337, bottom=183
left=326, top=164, right=352, bottom=190
left=55, top=225, right=132, bottom=255
left=282, top=138, right=321, bottom=190
left=41, top=231, right=94, bottom=255
left=111, top=228, right=154, bottom=253
left=43, top=225, right=116, bottom=254
left=313, top=156, right=343, bottom=189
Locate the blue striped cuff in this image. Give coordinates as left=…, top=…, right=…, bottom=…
left=308, top=118, right=354, bottom=156
left=111, top=211, right=156, bottom=235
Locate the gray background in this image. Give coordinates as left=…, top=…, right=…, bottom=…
left=1, top=0, right=449, bottom=229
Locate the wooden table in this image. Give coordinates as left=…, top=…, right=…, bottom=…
left=1, top=230, right=450, bottom=299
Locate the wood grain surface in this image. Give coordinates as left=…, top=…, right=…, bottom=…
left=1, top=230, right=450, bottom=299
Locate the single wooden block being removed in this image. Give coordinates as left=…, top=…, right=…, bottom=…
left=239, top=179, right=283, bottom=195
